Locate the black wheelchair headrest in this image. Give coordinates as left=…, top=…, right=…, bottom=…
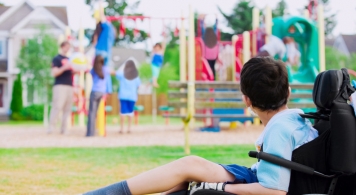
left=313, top=68, right=354, bottom=111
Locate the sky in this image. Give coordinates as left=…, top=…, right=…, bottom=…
left=2, top=0, right=356, bottom=44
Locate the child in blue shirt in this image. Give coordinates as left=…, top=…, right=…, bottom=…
left=86, top=55, right=111, bottom=137
left=83, top=57, right=319, bottom=195
left=116, top=60, right=141, bottom=134
left=151, top=40, right=166, bottom=88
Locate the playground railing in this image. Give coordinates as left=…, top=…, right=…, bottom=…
left=164, top=81, right=315, bottom=119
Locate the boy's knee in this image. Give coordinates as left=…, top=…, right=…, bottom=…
left=179, top=155, right=205, bottom=168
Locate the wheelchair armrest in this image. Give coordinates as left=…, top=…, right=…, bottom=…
left=249, top=151, right=336, bottom=178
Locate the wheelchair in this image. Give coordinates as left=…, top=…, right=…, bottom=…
left=169, top=68, right=356, bottom=195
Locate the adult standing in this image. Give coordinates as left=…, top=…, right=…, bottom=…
left=257, top=35, right=286, bottom=60
left=48, top=41, right=73, bottom=134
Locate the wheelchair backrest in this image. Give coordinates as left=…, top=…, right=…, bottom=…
left=312, top=68, right=356, bottom=175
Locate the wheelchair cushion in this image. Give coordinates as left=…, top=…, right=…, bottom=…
left=313, top=69, right=343, bottom=111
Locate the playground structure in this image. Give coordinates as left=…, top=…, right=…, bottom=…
left=50, top=0, right=326, bottom=139
left=165, top=4, right=327, bottom=153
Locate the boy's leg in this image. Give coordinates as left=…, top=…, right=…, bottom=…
left=127, top=116, right=132, bottom=133
left=127, top=155, right=234, bottom=194
left=119, top=115, right=124, bottom=133
left=84, top=155, right=234, bottom=195
left=163, top=183, right=189, bottom=194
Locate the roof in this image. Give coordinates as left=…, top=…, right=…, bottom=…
left=111, top=47, right=147, bottom=69
left=0, top=6, right=10, bottom=15
left=0, top=3, right=32, bottom=30
left=341, top=34, right=356, bottom=54
left=0, top=1, right=68, bottom=31
left=44, top=6, right=68, bottom=25
left=325, top=38, right=335, bottom=47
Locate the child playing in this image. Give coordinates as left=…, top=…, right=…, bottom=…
left=83, top=57, right=318, bottom=195
left=116, top=60, right=141, bottom=134
left=151, top=41, right=165, bottom=88
left=86, top=55, right=111, bottom=137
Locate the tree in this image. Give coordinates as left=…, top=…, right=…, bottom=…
left=10, top=74, right=23, bottom=119
left=273, top=0, right=288, bottom=18
left=302, top=0, right=337, bottom=37
left=218, top=0, right=254, bottom=39
left=321, top=0, right=337, bottom=37
left=17, top=27, right=58, bottom=105
left=85, top=0, right=148, bottom=46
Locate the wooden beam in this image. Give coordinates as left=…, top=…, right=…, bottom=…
left=169, top=81, right=314, bottom=90
left=168, top=91, right=312, bottom=99
left=163, top=114, right=256, bottom=119
left=168, top=101, right=315, bottom=109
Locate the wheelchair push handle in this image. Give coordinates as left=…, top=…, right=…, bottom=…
left=249, top=151, right=315, bottom=175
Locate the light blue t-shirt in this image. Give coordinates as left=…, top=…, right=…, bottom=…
left=116, top=71, right=141, bottom=102
left=90, top=66, right=111, bottom=93
left=253, top=109, right=318, bottom=192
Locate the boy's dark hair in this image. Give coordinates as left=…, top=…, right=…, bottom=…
left=60, top=41, right=70, bottom=48
left=240, top=57, right=289, bottom=111
left=154, top=43, right=162, bottom=49
left=124, top=60, right=138, bottom=80
left=93, top=55, right=105, bottom=79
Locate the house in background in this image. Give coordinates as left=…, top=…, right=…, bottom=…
left=111, top=47, right=147, bottom=69
left=0, top=0, right=68, bottom=120
left=332, top=34, right=356, bottom=56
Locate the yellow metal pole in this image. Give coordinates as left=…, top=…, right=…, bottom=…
left=64, top=26, right=72, bottom=129
left=65, top=27, right=71, bottom=38
left=265, top=6, right=272, bottom=44
left=304, top=9, right=310, bottom=19
left=97, top=98, right=106, bottom=136
left=318, top=5, right=326, bottom=72
left=252, top=8, right=260, bottom=57
left=180, top=10, right=187, bottom=115
left=242, top=31, right=251, bottom=64
left=185, top=5, right=196, bottom=155
left=231, top=35, right=238, bottom=82
left=78, top=21, right=85, bottom=128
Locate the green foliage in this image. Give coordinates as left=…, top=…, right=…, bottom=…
left=302, top=0, right=337, bottom=36
left=17, top=27, right=58, bottom=104
left=156, top=64, right=179, bottom=94
left=138, top=63, right=152, bottom=82
left=320, top=0, right=337, bottom=37
left=218, top=0, right=253, bottom=38
left=21, top=104, right=47, bottom=121
left=10, top=74, right=23, bottom=119
left=273, top=0, right=287, bottom=17
left=325, top=46, right=349, bottom=70
left=164, top=40, right=180, bottom=76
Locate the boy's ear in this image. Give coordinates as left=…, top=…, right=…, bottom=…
left=288, top=87, right=291, bottom=99
left=242, top=95, right=252, bottom=107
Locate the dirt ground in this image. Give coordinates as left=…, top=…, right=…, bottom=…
left=0, top=124, right=264, bottom=148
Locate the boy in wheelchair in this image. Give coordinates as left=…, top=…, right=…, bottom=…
left=83, top=57, right=356, bottom=195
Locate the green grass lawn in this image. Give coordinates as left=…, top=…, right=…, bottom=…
left=0, top=145, right=255, bottom=195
